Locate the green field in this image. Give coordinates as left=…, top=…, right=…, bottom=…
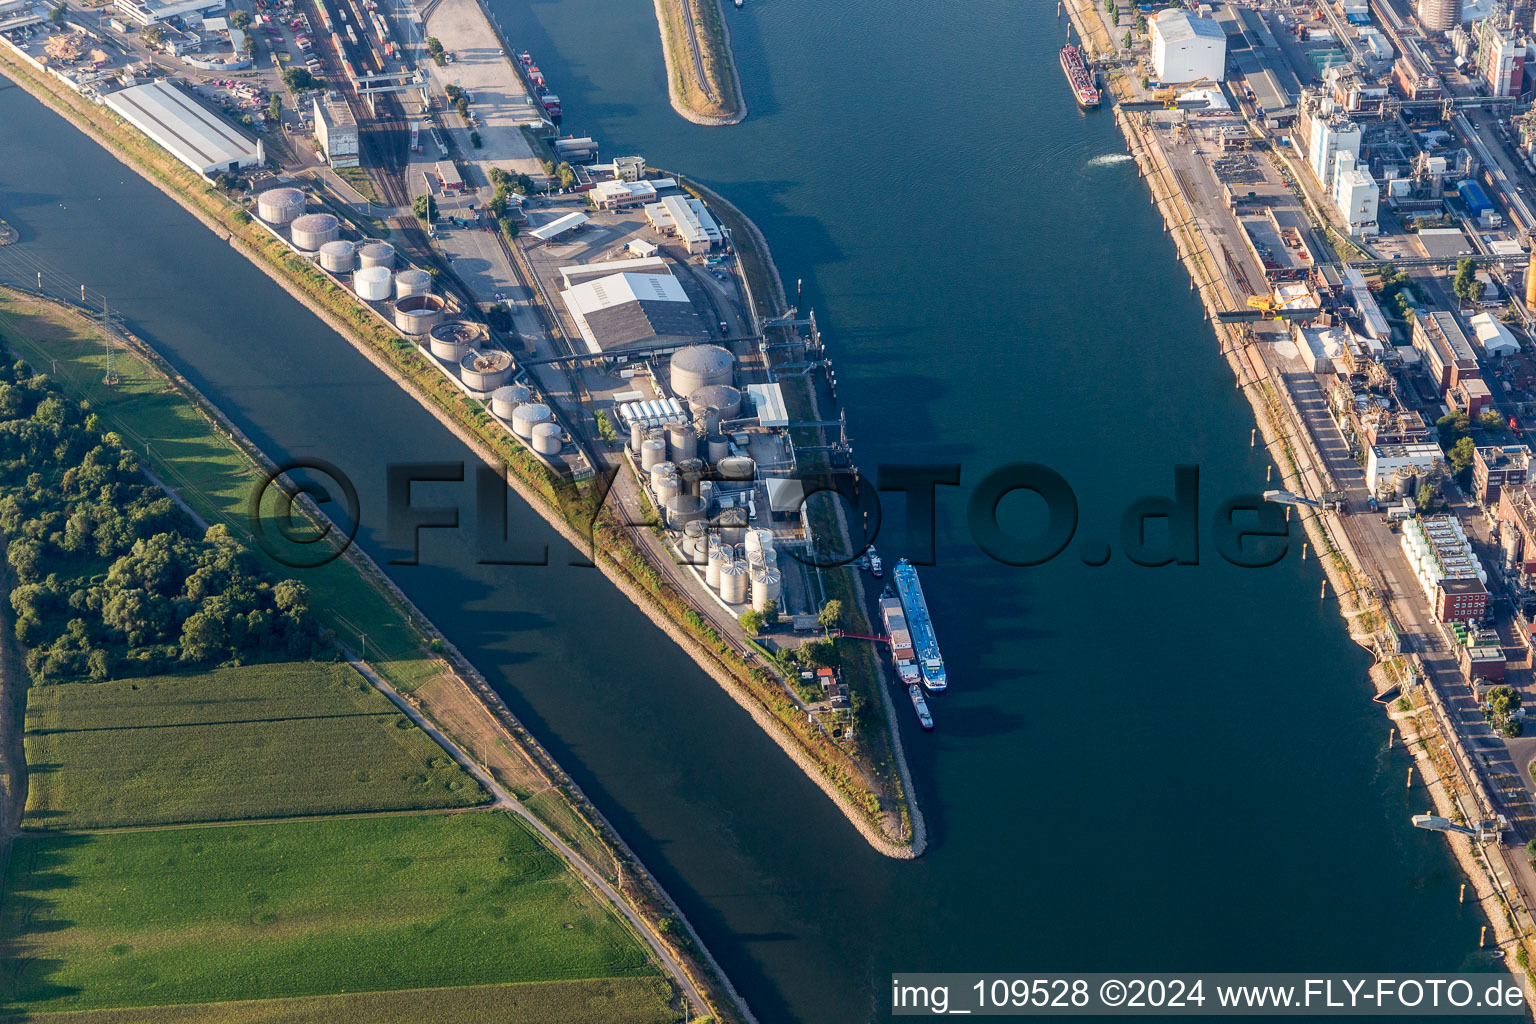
left=23, top=663, right=488, bottom=829
left=8, top=978, right=679, bottom=1024
left=0, top=813, right=661, bottom=1015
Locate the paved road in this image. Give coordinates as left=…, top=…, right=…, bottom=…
left=352, top=656, right=709, bottom=1018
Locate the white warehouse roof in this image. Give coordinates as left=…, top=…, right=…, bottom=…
left=104, top=80, right=264, bottom=177
left=746, top=382, right=789, bottom=428
left=1469, top=312, right=1520, bottom=358
left=529, top=211, right=589, bottom=242
left=565, top=271, right=689, bottom=314
left=1154, top=8, right=1226, bottom=43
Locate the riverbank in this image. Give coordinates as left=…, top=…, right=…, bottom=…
left=1059, top=0, right=1526, bottom=980
left=0, top=14, right=912, bottom=853
left=0, top=286, right=747, bottom=1023
left=652, top=0, right=746, bottom=125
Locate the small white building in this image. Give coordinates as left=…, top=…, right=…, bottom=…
left=1469, top=311, right=1521, bottom=358
left=1334, top=167, right=1379, bottom=236
left=1150, top=8, right=1226, bottom=84
left=1367, top=443, right=1445, bottom=498
left=645, top=195, right=721, bottom=253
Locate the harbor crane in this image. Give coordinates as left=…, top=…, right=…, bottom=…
left=1118, top=79, right=1214, bottom=112
left=1215, top=293, right=1322, bottom=324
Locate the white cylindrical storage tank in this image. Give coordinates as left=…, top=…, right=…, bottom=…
left=357, top=240, right=396, bottom=269
left=394, top=293, right=445, bottom=334
left=460, top=349, right=513, bottom=391
left=706, top=542, right=727, bottom=588
left=751, top=568, right=782, bottom=612
left=655, top=472, right=680, bottom=507
left=640, top=438, right=666, bottom=470
left=719, top=560, right=748, bottom=605
left=395, top=268, right=432, bottom=298
left=669, top=344, right=734, bottom=397
left=749, top=527, right=774, bottom=554
left=743, top=529, right=763, bottom=557
left=318, top=239, right=356, bottom=273
left=511, top=402, right=553, bottom=439
left=354, top=265, right=392, bottom=301
left=717, top=456, right=755, bottom=482
left=491, top=384, right=531, bottom=419
left=650, top=460, right=676, bottom=493
left=683, top=521, right=708, bottom=562
left=689, top=384, right=741, bottom=421
left=667, top=422, right=697, bottom=462
left=256, top=186, right=305, bottom=225
left=290, top=212, right=339, bottom=251
left=762, top=548, right=778, bottom=570
left=706, top=434, right=730, bottom=463
left=629, top=418, right=646, bottom=452
left=530, top=421, right=562, bottom=456
left=429, top=320, right=480, bottom=361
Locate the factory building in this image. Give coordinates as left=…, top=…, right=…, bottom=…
left=1333, top=166, right=1380, bottom=237
left=312, top=94, right=358, bottom=169
left=591, top=177, right=677, bottom=210
left=114, top=0, right=225, bottom=26
left=1150, top=8, right=1226, bottom=84
left=559, top=257, right=671, bottom=289
left=1306, top=113, right=1362, bottom=190
left=645, top=195, right=722, bottom=253
left=1475, top=19, right=1526, bottom=97
left=0, top=0, right=47, bottom=32
left=1474, top=444, right=1531, bottom=505
left=1366, top=442, right=1444, bottom=499
left=1499, top=485, right=1536, bottom=575
left=1412, top=310, right=1480, bottom=395
left=1468, top=312, right=1521, bottom=359
left=104, top=80, right=264, bottom=177
left=1416, top=0, right=1462, bottom=33
left=560, top=270, right=705, bottom=353
left=1401, top=514, right=1489, bottom=624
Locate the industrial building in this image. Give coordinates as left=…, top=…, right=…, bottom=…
left=591, top=177, right=677, bottom=210
left=1416, top=0, right=1462, bottom=34
left=1401, top=515, right=1489, bottom=624
left=1469, top=312, right=1521, bottom=360
left=1474, top=19, right=1526, bottom=98
left=1412, top=310, right=1480, bottom=395
left=104, top=80, right=264, bottom=177
left=560, top=270, right=705, bottom=353
left=1474, top=445, right=1530, bottom=505
left=113, top=0, right=224, bottom=25
left=1366, top=442, right=1444, bottom=498
left=1150, top=8, right=1226, bottom=84
left=1334, top=166, right=1380, bottom=236
left=645, top=195, right=722, bottom=253
left=558, top=257, right=670, bottom=289
left=529, top=211, right=588, bottom=243
left=312, top=94, right=358, bottom=169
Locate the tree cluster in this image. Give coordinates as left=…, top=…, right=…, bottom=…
left=0, top=348, right=321, bottom=682
left=1485, top=685, right=1524, bottom=738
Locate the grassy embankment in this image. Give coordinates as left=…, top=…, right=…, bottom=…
left=0, top=42, right=901, bottom=849
left=653, top=0, right=741, bottom=121
left=0, top=292, right=716, bottom=1019
left=23, top=663, right=486, bottom=829
left=1, top=813, right=667, bottom=1017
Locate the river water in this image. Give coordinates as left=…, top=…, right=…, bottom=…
left=0, top=0, right=1502, bottom=1018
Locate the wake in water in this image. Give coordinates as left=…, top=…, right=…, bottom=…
left=1085, top=153, right=1134, bottom=168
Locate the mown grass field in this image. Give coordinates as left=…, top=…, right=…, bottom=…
left=8, top=979, right=680, bottom=1024
left=23, top=663, right=488, bottom=829
left=0, top=292, right=440, bottom=695
left=0, top=813, right=662, bottom=1015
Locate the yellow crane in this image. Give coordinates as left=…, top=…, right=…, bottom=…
left=1214, top=293, right=1322, bottom=323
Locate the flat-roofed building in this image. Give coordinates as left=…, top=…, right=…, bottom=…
left=1401, top=514, right=1488, bottom=623
left=1475, top=445, right=1531, bottom=505
left=560, top=270, right=704, bottom=353
left=1366, top=442, right=1444, bottom=498
left=1451, top=377, right=1493, bottom=417
left=104, top=79, right=263, bottom=177
left=528, top=210, right=588, bottom=243
left=645, top=195, right=721, bottom=253
left=1150, top=8, right=1226, bottom=83
left=1412, top=310, right=1480, bottom=395
left=558, top=256, right=670, bottom=289
left=312, top=94, right=357, bottom=168
left=1499, top=485, right=1536, bottom=574
left=114, top=0, right=224, bottom=26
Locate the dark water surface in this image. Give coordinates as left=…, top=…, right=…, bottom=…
left=0, top=2, right=1496, bottom=1017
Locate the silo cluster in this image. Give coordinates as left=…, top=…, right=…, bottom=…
left=511, top=402, right=553, bottom=439
left=669, top=344, right=733, bottom=397
left=394, top=293, right=446, bottom=335
left=319, top=239, right=356, bottom=273
left=491, top=384, right=531, bottom=420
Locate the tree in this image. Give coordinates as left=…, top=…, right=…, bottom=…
left=49, top=2, right=65, bottom=24
left=268, top=94, right=281, bottom=122
left=817, top=598, right=843, bottom=632
left=229, top=8, right=251, bottom=29
left=1485, top=685, right=1524, bottom=737
left=556, top=162, right=577, bottom=191
left=1479, top=408, right=1506, bottom=433
left=796, top=637, right=835, bottom=668
left=281, top=67, right=320, bottom=91
left=469, top=130, right=482, bottom=149
left=485, top=304, right=512, bottom=332
left=738, top=609, right=764, bottom=635
left=412, top=193, right=437, bottom=224
left=141, top=23, right=164, bottom=46
left=241, top=35, right=256, bottom=58
left=760, top=598, right=779, bottom=628
left=1452, top=258, right=1480, bottom=307
left=1436, top=410, right=1471, bottom=448
left=497, top=216, right=518, bottom=242
left=1449, top=435, right=1477, bottom=473
left=425, top=35, right=445, bottom=65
